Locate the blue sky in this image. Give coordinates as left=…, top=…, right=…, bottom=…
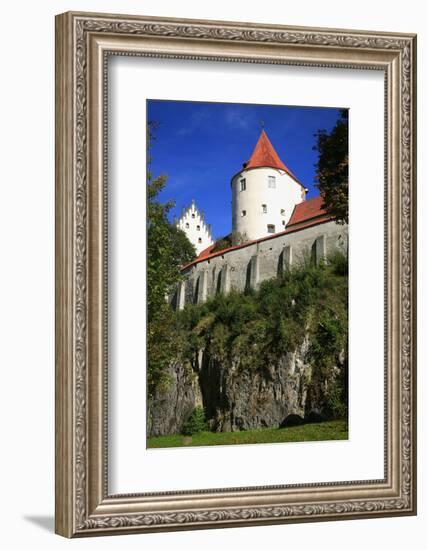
left=148, top=100, right=343, bottom=239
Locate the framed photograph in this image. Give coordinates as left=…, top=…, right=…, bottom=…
left=55, top=11, right=417, bottom=537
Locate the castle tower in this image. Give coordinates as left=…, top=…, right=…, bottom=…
left=175, top=200, right=214, bottom=255
left=231, top=130, right=308, bottom=243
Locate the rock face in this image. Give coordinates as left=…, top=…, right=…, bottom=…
left=199, top=338, right=311, bottom=432
left=147, top=361, right=199, bottom=437
left=147, top=336, right=347, bottom=437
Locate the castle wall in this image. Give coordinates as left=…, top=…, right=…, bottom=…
left=176, top=220, right=348, bottom=308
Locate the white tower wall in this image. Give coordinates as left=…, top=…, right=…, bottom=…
left=232, top=167, right=305, bottom=242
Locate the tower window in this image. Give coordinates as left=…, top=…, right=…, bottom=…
left=185, top=222, right=189, bottom=228
left=191, top=213, right=195, bottom=218
left=196, top=225, right=200, bottom=231
left=281, top=209, right=285, bottom=216
left=268, top=176, right=276, bottom=188
left=240, top=178, right=246, bottom=191
left=282, top=220, right=286, bottom=226
left=267, top=224, right=276, bottom=233
left=262, top=204, right=267, bottom=213
left=198, top=238, right=202, bottom=243
left=241, top=210, right=247, bottom=217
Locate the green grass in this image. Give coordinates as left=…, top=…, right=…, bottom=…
left=147, top=419, right=348, bottom=449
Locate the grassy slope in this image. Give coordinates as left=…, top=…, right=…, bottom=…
left=147, top=419, right=348, bottom=449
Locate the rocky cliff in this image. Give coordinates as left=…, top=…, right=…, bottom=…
left=147, top=337, right=346, bottom=437
left=198, top=338, right=311, bottom=432
left=148, top=254, right=348, bottom=437
left=147, top=361, right=200, bottom=437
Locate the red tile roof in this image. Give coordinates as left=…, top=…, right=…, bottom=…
left=197, top=243, right=216, bottom=260
left=245, top=130, right=286, bottom=171
left=287, top=196, right=327, bottom=227
left=244, top=130, right=301, bottom=184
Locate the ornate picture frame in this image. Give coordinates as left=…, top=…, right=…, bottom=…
left=55, top=11, right=417, bottom=537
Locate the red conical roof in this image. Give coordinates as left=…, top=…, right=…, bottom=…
left=245, top=130, right=286, bottom=170
left=244, top=130, right=301, bottom=185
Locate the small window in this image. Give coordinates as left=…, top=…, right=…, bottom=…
left=282, top=220, right=286, bottom=226
left=185, top=222, right=189, bottom=228
left=280, top=209, right=285, bottom=216
left=240, top=178, right=246, bottom=191
left=241, top=210, right=247, bottom=217
left=267, top=224, right=275, bottom=233
left=198, top=237, right=202, bottom=243
left=262, top=204, right=267, bottom=213
left=196, top=225, right=200, bottom=231
left=191, top=213, right=195, bottom=218
left=268, top=176, right=276, bottom=188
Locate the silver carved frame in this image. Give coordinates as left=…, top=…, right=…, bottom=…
left=55, top=11, right=417, bottom=537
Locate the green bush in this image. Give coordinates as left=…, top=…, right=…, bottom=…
left=211, top=236, right=232, bottom=253
left=182, top=407, right=208, bottom=436
left=324, top=375, right=348, bottom=419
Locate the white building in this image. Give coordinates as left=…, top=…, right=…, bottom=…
left=231, top=130, right=307, bottom=243
left=175, top=200, right=214, bottom=255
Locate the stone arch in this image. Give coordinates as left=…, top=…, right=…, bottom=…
left=277, top=249, right=284, bottom=278
left=245, top=260, right=252, bottom=291
left=216, top=270, right=222, bottom=294
left=193, top=277, right=200, bottom=304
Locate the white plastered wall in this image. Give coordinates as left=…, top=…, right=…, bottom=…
left=232, top=167, right=304, bottom=241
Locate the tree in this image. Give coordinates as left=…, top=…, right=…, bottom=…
left=147, top=122, right=196, bottom=396
left=181, top=407, right=207, bottom=436
left=147, top=187, right=195, bottom=322
left=314, top=109, right=349, bottom=224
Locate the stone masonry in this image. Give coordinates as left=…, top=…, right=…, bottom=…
left=172, top=219, right=348, bottom=308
